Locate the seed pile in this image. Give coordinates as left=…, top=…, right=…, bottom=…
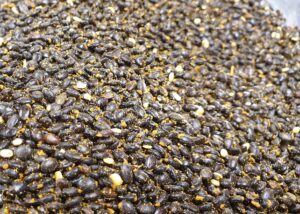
left=0, top=0, right=299, bottom=213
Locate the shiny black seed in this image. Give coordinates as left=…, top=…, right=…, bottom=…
left=15, top=145, right=32, bottom=161
left=41, top=158, right=58, bottom=173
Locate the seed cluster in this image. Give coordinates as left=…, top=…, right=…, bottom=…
left=0, top=0, right=299, bottom=213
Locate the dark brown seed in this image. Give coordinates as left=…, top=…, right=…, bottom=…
left=43, top=133, right=61, bottom=145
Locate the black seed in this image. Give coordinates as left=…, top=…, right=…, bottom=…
left=41, top=158, right=58, bottom=173
left=77, top=176, right=97, bottom=193
left=120, top=165, right=133, bottom=184
left=15, top=145, right=32, bottom=161
left=119, top=200, right=137, bottom=214
left=137, top=203, right=155, bottom=214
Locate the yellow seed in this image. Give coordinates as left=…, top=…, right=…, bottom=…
left=54, top=171, right=64, bottom=181
left=202, top=39, right=209, bottom=48
left=251, top=200, right=261, bottom=208
left=230, top=65, right=235, bottom=75
left=2, top=163, right=9, bottom=170
left=267, top=200, right=272, bottom=208
left=37, top=150, right=46, bottom=156
left=195, top=195, right=204, bottom=201
left=109, top=173, right=123, bottom=188
left=121, top=120, right=127, bottom=128
left=211, top=179, right=220, bottom=187
left=103, top=157, right=115, bottom=165
left=292, top=127, right=300, bottom=134
left=37, top=183, right=43, bottom=189
left=195, top=106, right=204, bottom=116
left=213, top=172, right=223, bottom=180
left=107, top=208, right=115, bottom=214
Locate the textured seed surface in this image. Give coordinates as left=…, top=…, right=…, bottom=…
left=0, top=0, right=299, bottom=213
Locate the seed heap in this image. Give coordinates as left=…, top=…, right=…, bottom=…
left=0, top=0, right=299, bottom=213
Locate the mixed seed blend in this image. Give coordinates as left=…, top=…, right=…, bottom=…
left=0, top=0, right=299, bottom=213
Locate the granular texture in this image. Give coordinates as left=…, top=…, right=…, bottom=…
left=0, top=0, right=299, bottom=213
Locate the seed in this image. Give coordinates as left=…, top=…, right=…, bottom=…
left=220, top=149, right=228, bottom=158
left=128, top=38, right=136, bottom=45
left=54, top=171, right=64, bottom=181
left=103, top=157, right=115, bottom=165
left=77, top=177, right=97, bottom=192
left=211, top=179, right=220, bottom=187
left=73, top=16, right=83, bottom=23
left=142, top=145, right=152, bottom=149
left=15, top=145, right=32, bottom=160
left=201, top=168, right=212, bottom=181
left=213, top=172, right=223, bottom=180
left=175, top=65, right=183, bottom=72
left=41, top=158, right=58, bottom=173
left=0, top=149, right=14, bottom=158
left=292, top=127, right=300, bottom=134
left=137, top=203, right=155, bottom=214
left=171, top=92, right=182, bottom=101
left=242, top=143, right=251, bottom=151
left=0, top=37, right=4, bottom=46
left=43, top=133, right=61, bottom=145
left=111, top=128, right=122, bottom=134
left=83, top=93, right=92, bottom=101
left=202, top=39, right=210, bottom=48
left=76, top=81, right=87, bottom=89
left=168, top=72, right=175, bottom=82
left=56, top=93, right=67, bottom=105
left=195, top=106, right=204, bottom=116
left=12, top=138, right=23, bottom=146
left=271, top=32, right=281, bottom=39
left=118, top=200, right=136, bottom=213
left=193, top=18, right=201, bottom=25
left=251, top=200, right=261, bottom=209
left=109, top=173, right=123, bottom=188
left=120, top=165, right=133, bottom=184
